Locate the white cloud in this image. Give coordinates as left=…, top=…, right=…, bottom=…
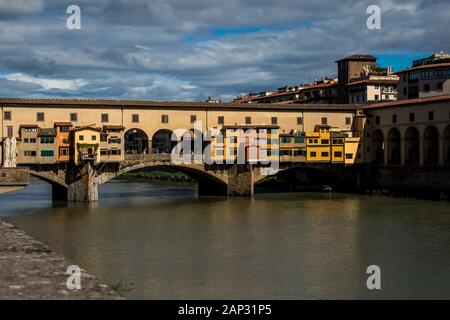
left=3, top=73, right=88, bottom=90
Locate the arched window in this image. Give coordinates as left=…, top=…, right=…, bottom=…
left=372, top=129, right=384, bottom=165
left=152, top=130, right=176, bottom=154
left=405, top=127, right=419, bottom=166
left=424, top=126, right=439, bottom=165
left=387, top=128, right=401, bottom=165
left=125, top=129, right=149, bottom=154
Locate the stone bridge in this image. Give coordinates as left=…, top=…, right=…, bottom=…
left=20, top=155, right=276, bottom=202
left=18, top=154, right=358, bottom=202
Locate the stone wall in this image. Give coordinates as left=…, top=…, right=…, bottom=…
left=360, top=165, right=450, bottom=199
left=227, top=164, right=254, bottom=196
left=0, top=168, right=29, bottom=186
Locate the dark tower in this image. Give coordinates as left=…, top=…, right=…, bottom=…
left=336, top=54, right=377, bottom=104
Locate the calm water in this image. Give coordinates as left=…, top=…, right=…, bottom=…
left=1, top=178, right=450, bottom=299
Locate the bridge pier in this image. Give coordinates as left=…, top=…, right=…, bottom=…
left=227, top=164, right=254, bottom=197
left=66, top=162, right=99, bottom=203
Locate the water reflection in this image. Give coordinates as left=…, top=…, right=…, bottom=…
left=1, top=178, right=450, bottom=299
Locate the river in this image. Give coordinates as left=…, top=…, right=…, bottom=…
left=1, top=177, right=450, bottom=299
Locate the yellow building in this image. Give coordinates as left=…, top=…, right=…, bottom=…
left=330, top=131, right=346, bottom=164
left=210, top=125, right=279, bottom=164
left=306, top=125, right=331, bottom=163
left=279, top=133, right=306, bottom=162
left=343, top=137, right=363, bottom=165
left=71, top=127, right=101, bottom=165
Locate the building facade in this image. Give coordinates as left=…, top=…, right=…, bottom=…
left=0, top=99, right=359, bottom=167
left=364, top=95, right=450, bottom=167
left=336, top=54, right=378, bottom=104
left=348, top=74, right=399, bottom=104
left=397, top=53, right=450, bottom=100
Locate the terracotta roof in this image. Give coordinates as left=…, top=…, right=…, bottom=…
left=103, top=125, right=125, bottom=131
left=54, top=122, right=73, bottom=127
left=364, top=94, right=450, bottom=109
left=38, top=128, right=56, bottom=136
left=72, top=126, right=102, bottom=133
left=335, top=54, right=377, bottom=62
left=19, top=124, right=39, bottom=128
left=347, top=79, right=399, bottom=86
left=396, top=62, right=450, bottom=74
left=302, top=81, right=338, bottom=90
left=0, top=97, right=359, bottom=111
left=249, top=90, right=301, bottom=101
left=249, top=82, right=337, bottom=102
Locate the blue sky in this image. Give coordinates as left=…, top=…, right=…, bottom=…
left=0, top=0, right=447, bottom=101
left=376, top=53, right=431, bottom=71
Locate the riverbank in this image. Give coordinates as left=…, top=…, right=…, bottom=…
left=0, top=186, right=25, bottom=194
left=0, top=219, right=121, bottom=300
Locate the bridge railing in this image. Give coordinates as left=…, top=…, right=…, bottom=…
left=124, top=153, right=172, bottom=162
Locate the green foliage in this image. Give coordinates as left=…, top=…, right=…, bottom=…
left=370, top=64, right=387, bottom=75
left=122, top=170, right=196, bottom=183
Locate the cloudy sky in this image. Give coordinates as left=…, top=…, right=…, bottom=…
left=0, top=0, right=447, bottom=101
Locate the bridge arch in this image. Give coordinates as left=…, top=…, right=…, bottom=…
left=28, top=170, right=67, bottom=188
left=405, top=127, right=420, bottom=166
left=372, top=129, right=384, bottom=165
left=445, top=125, right=450, bottom=166
left=125, top=128, right=149, bottom=154
left=95, top=162, right=228, bottom=196
left=424, top=125, right=439, bottom=165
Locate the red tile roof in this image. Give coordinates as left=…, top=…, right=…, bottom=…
left=396, top=62, right=450, bottom=74
left=54, top=122, right=73, bottom=127
left=335, top=54, right=377, bottom=62
left=0, top=97, right=359, bottom=111
left=302, top=81, right=338, bottom=90
left=347, top=79, right=399, bottom=86
left=365, top=94, right=450, bottom=109
left=103, top=125, right=125, bottom=130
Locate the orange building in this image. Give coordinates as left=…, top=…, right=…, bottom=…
left=54, top=122, right=73, bottom=162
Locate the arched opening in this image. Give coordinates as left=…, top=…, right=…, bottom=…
left=445, top=125, right=450, bottom=166
left=405, top=127, right=419, bottom=166
left=372, top=129, right=384, bottom=165
left=101, top=164, right=227, bottom=197
left=29, top=172, right=68, bottom=201
left=152, top=130, right=176, bottom=154
left=387, top=128, right=401, bottom=165
left=125, top=129, right=149, bottom=154
left=424, top=126, right=439, bottom=165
